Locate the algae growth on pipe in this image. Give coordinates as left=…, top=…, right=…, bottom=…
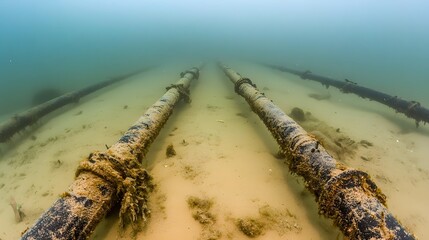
left=218, top=63, right=415, bottom=240
left=264, top=64, right=429, bottom=127
left=20, top=66, right=200, bottom=240
left=0, top=67, right=150, bottom=143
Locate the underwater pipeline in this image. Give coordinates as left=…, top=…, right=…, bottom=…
left=20, top=66, right=200, bottom=240
left=219, top=63, right=415, bottom=240
left=264, top=64, right=429, bottom=128
left=0, top=67, right=150, bottom=143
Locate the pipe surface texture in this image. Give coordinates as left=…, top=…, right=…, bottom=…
left=0, top=68, right=150, bottom=142
left=219, top=63, right=415, bottom=240
left=21, top=67, right=200, bottom=240
left=265, top=64, right=429, bottom=127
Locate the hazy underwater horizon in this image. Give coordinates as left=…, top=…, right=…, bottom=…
left=0, top=0, right=428, bottom=114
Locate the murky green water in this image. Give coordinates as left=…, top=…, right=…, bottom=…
left=0, top=1, right=428, bottom=239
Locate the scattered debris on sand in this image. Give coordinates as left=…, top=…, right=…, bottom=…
left=236, top=218, right=265, bottom=237
left=308, top=92, right=331, bottom=101
left=289, top=107, right=357, bottom=161
left=9, top=197, right=25, bottom=223
left=235, top=205, right=302, bottom=238
left=359, top=140, right=374, bottom=148
left=187, top=196, right=221, bottom=240
left=182, top=164, right=199, bottom=180
left=181, top=139, right=189, bottom=146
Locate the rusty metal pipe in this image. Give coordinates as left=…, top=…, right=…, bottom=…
left=265, top=63, right=429, bottom=127
left=21, top=66, right=200, bottom=240
left=219, top=63, right=415, bottom=240
left=0, top=68, right=150, bottom=142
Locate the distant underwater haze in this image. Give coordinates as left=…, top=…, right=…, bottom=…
left=0, top=0, right=428, bottom=115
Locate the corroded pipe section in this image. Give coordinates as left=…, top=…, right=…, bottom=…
left=0, top=68, right=150, bottom=142
left=219, top=63, right=415, bottom=240
left=265, top=64, right=429, bottom=127
left=21, top=66, right=200, bottom=240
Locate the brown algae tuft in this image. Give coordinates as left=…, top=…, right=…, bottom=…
left=187, top=196, right=221, bottom=240
left=166, top=144, right=176, bottom=158
left=188, top=196, right=213, bottom=212
left=236, top=218, right=265, bottom=238
left=235, top=205, right=301, bottom=237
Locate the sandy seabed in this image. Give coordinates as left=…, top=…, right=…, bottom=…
left=0, top=63, right=428, bottom=240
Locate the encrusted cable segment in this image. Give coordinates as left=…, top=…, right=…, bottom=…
left=180, top=67, right=200, bottom=79
left=166, top=83, right=191, bottom=103
left=288, top=133, right=316, bottom=153
left=21, top=67, right=200, bottom=239
left=318, top=169, right=388, bottom=238
left=385, top=95, right=400, bottom=105
left=76, top=151, right=154, bottom=229
left=319, top=169, right=387, bottom=212
left=219, top=64, right=416, bottom=240
left=404, top=101, right=422, bottom=127
left=0, top=68, right=148, bottom=143
left=300, top=70, right=312, bottom=80
left=234, top=77, right=257, bottom=94
left=267, top=63, right=429, bottom=129
left=341, top=79, right=358, bottom=93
